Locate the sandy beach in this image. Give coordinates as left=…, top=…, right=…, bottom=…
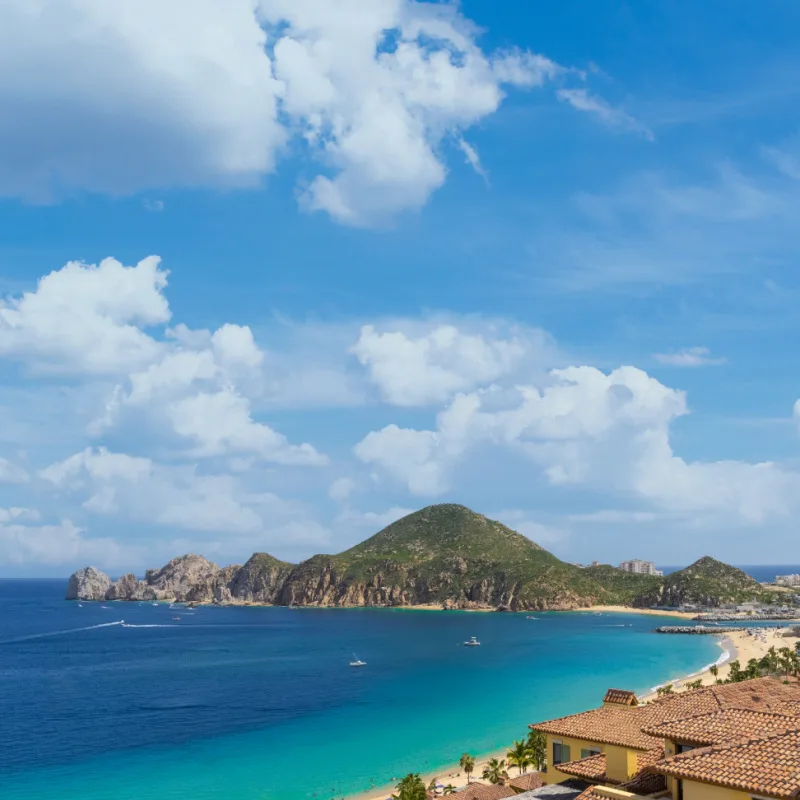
left=348, top=619, right=793, bottom=800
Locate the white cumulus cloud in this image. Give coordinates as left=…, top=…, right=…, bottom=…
left=653, top=346, right=727, bottom=367
left=0, top=0, right=568, bottom=225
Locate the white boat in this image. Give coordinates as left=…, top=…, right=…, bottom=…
left=152, top=602, right=158, bottom=607
left=463, top=636, right=481, bottom=646
left=349, top=653, right=367, bottom=667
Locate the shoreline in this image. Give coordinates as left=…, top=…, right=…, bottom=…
left=347, top=619, right=789, bottom=800
left=106, top=600, right=698, bottom=618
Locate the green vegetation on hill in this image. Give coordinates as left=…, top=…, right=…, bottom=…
left=69, top=504, right=787, bottom=611
left=631, top=556, right=770, bottom=608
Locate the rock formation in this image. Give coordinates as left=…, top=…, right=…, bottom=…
left=66, top=566, right=112, bottom=600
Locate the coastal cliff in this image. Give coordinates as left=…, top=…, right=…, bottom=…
left=64, top=504, right=775, bottom=610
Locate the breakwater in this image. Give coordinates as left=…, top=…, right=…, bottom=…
left=656, top=626, right=740, bottom=635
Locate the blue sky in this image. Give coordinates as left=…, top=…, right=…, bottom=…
left=1, top=0, right=800, bottom=576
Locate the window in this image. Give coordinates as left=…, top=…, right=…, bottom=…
left=553, top=741, right=571, bottom=765
left=677, top=744, right=695, bottom=754
left=581, top=748, right=601, bottom=759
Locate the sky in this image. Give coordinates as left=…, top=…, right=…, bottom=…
left=1, top=0, right=800, bottom=576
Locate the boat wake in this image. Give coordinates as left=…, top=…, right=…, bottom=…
left=0, top=620, right=125, bottom=644
left=121, top=623, right=179, bottom=629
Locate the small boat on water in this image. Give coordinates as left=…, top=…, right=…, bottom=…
left=172, top=616, right=181, bottom=621
left=152, top=602, right=158, bottom=607
left=349, top=653, right=367, bottom=667
left=463, top=636, right=481, bottom=646
left=525, top=615, right=537, bottom=620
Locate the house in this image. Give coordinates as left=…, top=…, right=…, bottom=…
left=529, top=689, right=662, bottom=785
left=650, top=728, right=800, bottom=800
left=529, top=678, right=800, bottom=800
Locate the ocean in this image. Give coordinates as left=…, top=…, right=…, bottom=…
left=0, top=580, right=721, bottom=800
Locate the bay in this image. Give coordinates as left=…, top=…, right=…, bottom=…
left=0, top=580, right=719, bottom=800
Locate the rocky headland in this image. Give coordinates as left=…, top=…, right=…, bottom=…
left=65, top=504, right=778, bottom=611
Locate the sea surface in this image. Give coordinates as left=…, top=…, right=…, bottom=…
left=0, top=580, right=721, bottom=800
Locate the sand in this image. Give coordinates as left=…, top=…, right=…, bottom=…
left=347, top=619, right=795, bottom=800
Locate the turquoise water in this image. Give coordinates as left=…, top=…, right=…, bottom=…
left=0, top=581, right=719, bottom=800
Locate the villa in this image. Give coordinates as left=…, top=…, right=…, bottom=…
left=522, top=678, right=800, bottom=800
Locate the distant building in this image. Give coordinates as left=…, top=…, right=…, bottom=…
left=776, top=574, right=800, bottom=587
left=619, top=559, right=663, bottom=577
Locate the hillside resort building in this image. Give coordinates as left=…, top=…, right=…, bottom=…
left=618, top=560, right=664, bottom=577
left=497, top=677, right=800, bottom=800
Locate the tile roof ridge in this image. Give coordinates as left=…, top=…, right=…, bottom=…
left=653, top=725, right=800, bottom=767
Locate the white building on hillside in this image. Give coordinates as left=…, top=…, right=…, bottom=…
left=776, top=574, right=800, bottom=587
left=619, top=559, right=663, bottom=577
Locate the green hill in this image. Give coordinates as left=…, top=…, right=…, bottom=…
left=631, top=556, right=768, bottom=608
left=279, top=504, right=622, bottom=610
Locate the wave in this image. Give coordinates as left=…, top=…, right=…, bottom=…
left=0, top=620, right=125, bottom=645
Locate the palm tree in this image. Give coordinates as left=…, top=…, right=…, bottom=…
left=709, top=664, right=718, bottom=678
left=392, top=773, right=427, bottom=800
left=482, top=758, right=509, bottom=785
left=443, top=786, right=457, bottom=795
left=507, top=739, right=531, bottom=776
left=459, top=753, right=475, bottom=784
left=526, top=730, right=547, bottom=771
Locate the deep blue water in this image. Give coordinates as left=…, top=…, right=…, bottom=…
left=0, top=580, right=720, bottom=800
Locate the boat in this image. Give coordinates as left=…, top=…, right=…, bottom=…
left=463, top=636, right=481, bottom=646
left=152, top=602, right=158, bottom=607
left=172, top=616, right=181, bottom=621
left=349, top=653, right=367, bottom=667
left=525, top=615, right=537, bottom=620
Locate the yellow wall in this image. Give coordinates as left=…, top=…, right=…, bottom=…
left=542, top=735, right=649, bottom=785
left=682, top=780, right=754, bottom=800
left=604, top=744, right=641, bottom=782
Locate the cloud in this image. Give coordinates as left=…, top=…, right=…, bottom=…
left=491, top=509, right=568, bottom=546
left=0, top=457, right=29, bottom=484
left=0, top=518, right=141, bottom=568
left=356, top=363, right=800, bottom=526
left=40, top=447, right=152, bottom=487
left=166, top=389, right=327, bottom=465
left=0, top=0, right=563, bottom=225
left=334, top=505, right=415, bottom=531
left=556, top=88, right=653, bottom=140
left=456, top=137, right=488, bottom=180
left=0, top=255, right=328, bottom=466
left=328, top=477, right=356, bottom=503
left=653, top=347, right=727, bottom=367
left=0, top=256, right=169, bottom=374
left=351, top=322, right=545, bottom=406
left=39, top=446, right=327, bottom=543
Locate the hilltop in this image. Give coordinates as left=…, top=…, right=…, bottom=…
left=631, top=556, right=770, bottom=608
left=64, top=505, right=776, bottom=611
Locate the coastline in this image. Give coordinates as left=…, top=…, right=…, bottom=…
left=347, top=620, right=788, bottom=800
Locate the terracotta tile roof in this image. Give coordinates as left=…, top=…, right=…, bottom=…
left=557, top=754, right=616, bottom=783
left=648, top=676, right=800, bottom=720
left=455, top=784, right=516, bottom=800
left=642, top=707, right=798, bottom=746
left=533, top=678, right=800, bottom=752
left=620, top=771, right=667, bottom=796
left=605, top=689, right=639, bottom=707
left=651, top=727, right=800, bottom=799
left=574, top=789, right=608, bottom=800
left=508, top=773, right=544, bottom=792
left=531, top=705, right=661, bottom=750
